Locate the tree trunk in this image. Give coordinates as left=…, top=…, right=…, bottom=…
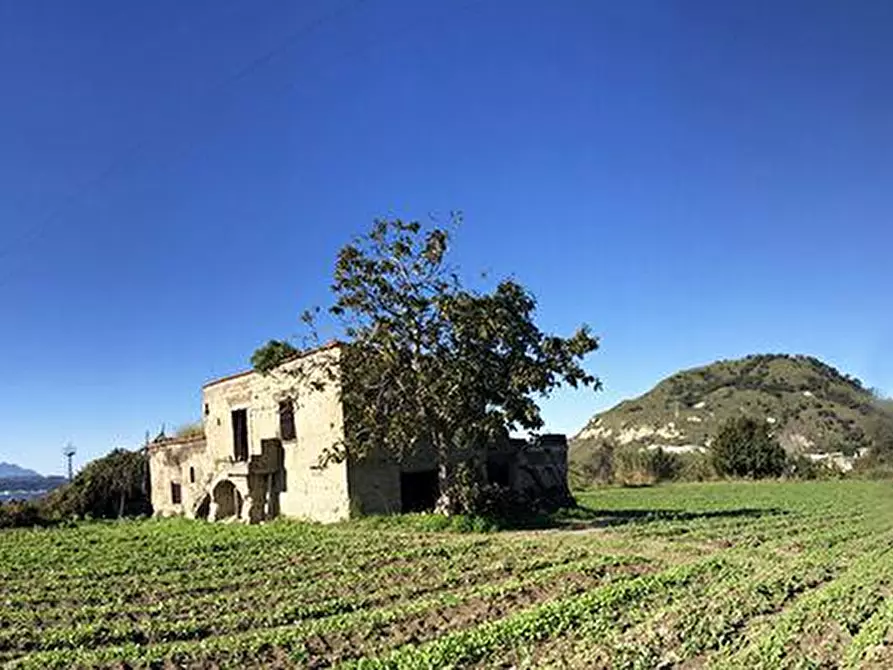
left=435, top=456, right=482, bottom=515
left=434, top=459, right=455, bottom=515
left=433, top=431, right=464, bottom=515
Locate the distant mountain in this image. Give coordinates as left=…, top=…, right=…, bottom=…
left=571, top=354, right=893, bottom=467
left=0, top=462, right=42, bottom=479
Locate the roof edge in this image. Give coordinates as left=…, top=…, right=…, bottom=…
left=147, top=434, right=206, bottom=451
left=201, top=340, right=343, bottom=389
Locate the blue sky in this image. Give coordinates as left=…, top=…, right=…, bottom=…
left=1, top=0, right=890, bottom=475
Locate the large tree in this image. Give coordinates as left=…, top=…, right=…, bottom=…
left=254, top=217, right=600, bottom=513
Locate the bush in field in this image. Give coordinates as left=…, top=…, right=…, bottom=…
left=857, top=409, right=893, bottom=468
left=785, top=454, right=840, bottom=480
left=569, top=440, right=615, bottom=487
left=711, top=417, right=786, bottom=479
left=44, top=448, right=151, bottom=520
left=648, top=447, right=681, bottom=481
left=614, top=446, right=680, bottom=486
left=572, top=441, right=689, bottom=487
left=0, top=500, right=47, bottom=529
left=676, top=452, right=717, bottom=481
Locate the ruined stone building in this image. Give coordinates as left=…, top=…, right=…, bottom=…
left=148, top=343, right=571, bottom=523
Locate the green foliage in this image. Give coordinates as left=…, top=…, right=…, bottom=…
left=851, top=407, right=893, bottom=476
left=646, top=448, right=681, bottom=482
left=570, top=440, right=697, bottom=487
left=784, top=454, right=840, bottom=480
left=4, top=481, right=893, bottom=667
left=258, top=217, right=600, bottom=513
left=867, top=408, right=893, bottom=458
left=250, top=339, right=299, bottom=374
left=569, top=439, right=615, bottom=487
left=0, top=500, right=48, bottom=529
left=175, top=422, right=203, bottom=438
left=44, top=448, right=151, bottom=520
left=614, top=446, right=681, bottom=486
left=571, top=354, right=888, bottom=476
left=711, top=417, right=787, bottom=479
left=355, top=512, right=500, bottom=533
left=0, top=450, right=150, bottom=528
left=675, top=451, right=717, bottom=481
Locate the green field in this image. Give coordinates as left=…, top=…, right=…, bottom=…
left=3, top=481, right=893, bottom=669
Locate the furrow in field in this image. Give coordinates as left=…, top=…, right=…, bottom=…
left=713, top=543, right=893, bottom=669
left=2, top=553, right=659, bottom=668
left=480, top=535, right=875, bottom=669
left=0, top=542, right=598, bottom=630
left=408, top=520, right=893, bottom=670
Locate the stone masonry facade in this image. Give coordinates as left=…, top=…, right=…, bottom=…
left=148, top=343, right=572, bottom=523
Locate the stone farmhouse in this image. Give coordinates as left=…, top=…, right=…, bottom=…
left=148, top=342, right=571, bottom=523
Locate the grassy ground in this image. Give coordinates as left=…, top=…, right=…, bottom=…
left=2, top=480, right=893, bottom=668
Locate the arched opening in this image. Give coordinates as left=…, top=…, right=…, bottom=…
left=194, top=494, right=211, bottom=520
left=212, top=480, right=242, bottom=519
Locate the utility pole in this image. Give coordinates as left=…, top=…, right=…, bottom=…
left=63, top=443, right=76, bottom=482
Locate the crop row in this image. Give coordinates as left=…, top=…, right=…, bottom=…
left=0, top=545, right=639, bottom=653
left=3, top=551, right=657, bottom=666
left=359, top=526, right=893, bottom=669
left=716, top=544, right=893, bottom=668
left=339, top=556, right=729, bottom=670
left=4, top=534, right=559, bottom=613
left=0, top=538, right=600, bottom=630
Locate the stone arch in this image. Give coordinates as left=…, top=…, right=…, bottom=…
left=211, top=480, right=242, bottom=520
left=193, top=493, right=211, bottom=520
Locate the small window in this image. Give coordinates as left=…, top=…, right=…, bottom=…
left=189, top=467, right=195, bottom=484
left=232, top=409, right=249, bottom=461
left=171, top=482, right=182, bottom=505
left=204, top=403, right=209, bottom=416
left=279, top=400, right=296, bottom=441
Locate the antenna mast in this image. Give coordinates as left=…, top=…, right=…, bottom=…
left=63, top=442, right=76, bottom=482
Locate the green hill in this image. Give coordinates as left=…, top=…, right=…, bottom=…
left=570, top=354, right=892, bottom=468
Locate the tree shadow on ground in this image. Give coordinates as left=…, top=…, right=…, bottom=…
left=547, top=505, right=789, bottom=530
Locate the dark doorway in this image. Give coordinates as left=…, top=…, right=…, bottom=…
left=487, top=458, right=511, bottom=488
left=400, top=469, right=439, bottom=513
left=261, top=438, right=287, bottom=494
left=232, top=409, right=249, bottom=461
left=213, top=480, right=241, bottom=518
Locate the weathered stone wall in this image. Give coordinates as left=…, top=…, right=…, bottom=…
left=510, top=434, right=573, bottom=505
left=148, top=343, right=571, bottom=521
left=148, top=436, right=212, bottom=517
left=347, top=442, right=442, bottom=515
left=347, top=436, right=573, bottom=515
left=149, top=346, right=351, bottom=524
left=200, top=347, right=350, bottom=523
left=347, top=455, right=401, bottom=516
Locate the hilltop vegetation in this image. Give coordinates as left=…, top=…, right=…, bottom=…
left=571, top=355, right=892, bottom=480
